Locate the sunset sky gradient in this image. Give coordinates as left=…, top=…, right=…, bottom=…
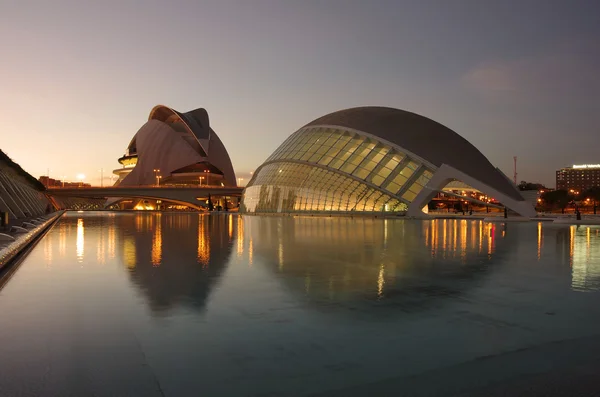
left=1, top=0, right=599, bottom=187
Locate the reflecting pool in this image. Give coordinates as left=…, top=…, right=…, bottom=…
left=1, top=212, right=600, bottom=396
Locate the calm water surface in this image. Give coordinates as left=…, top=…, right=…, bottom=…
left=1, top=212, right=600, bottom=396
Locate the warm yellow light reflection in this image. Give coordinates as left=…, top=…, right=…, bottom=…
left=97, top=224, right=105, bottom=265
left=460, top=220, right=467, bottom=259
left=479, top=221, right=483, bottom=254
left=442, top=219, right=447, bottom=251
left=278, top=242, right=284, bottom=271
left=377, top=263, right=385, bottom=298
left=151, top=213, right=162, bottom=266
left=487, top=223, right=494, bottom=255
left=570, top=226, right=600, bottom=291
left=197, top=215, right=210, bottom=266
left=108, top=223, right=115, bottom=260
left=237, top=216, right=244, bottom=257
left=123, top=236, right=136, bottom=269
left=537, top=222, right=543, bottom=260
left=248, top=238, right=253, bottom=266
left=76, top=218, right=84, bottom=263
left=422, top=218, right=499, bottom=260
left=58, top=223, right=66, bottom=256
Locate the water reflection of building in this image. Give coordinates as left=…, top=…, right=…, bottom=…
left=555, top=225, right=600, bottom=291
left=249, top=217, right=507, bottom=304
left=117, top=213, right=235, bottom=314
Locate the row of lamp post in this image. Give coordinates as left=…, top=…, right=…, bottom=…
left=49, top=168, right=256, bottom=188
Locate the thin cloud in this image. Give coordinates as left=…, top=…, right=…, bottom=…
left=463, top=45, right=600, bottom=101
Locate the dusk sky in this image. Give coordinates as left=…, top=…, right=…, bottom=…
left=1, top=0, right=599, bottom=187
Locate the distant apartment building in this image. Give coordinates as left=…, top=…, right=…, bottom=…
left=39, top=176, right=91, bottom=188
left=556, top=164, right=600, bottom=191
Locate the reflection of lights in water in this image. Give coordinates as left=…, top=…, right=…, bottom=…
left=248, top=238, right=253, bottom=266
left=76, top=218, right=84, bottom=263
left=135, top=214, right=142, bottom=232
left=460, top=220, right=467, bottom=260
left=384, top=219, right=388, bottom=248
left=278, top=242, right=284, bottom=271
left=97, top=223, right=106, bottom=265
left=58, top=223, right=66, bottom=256
left=571, top=226, right=600, bottom=291
left=151, top=213, right=162, bottom=267
left=569, top=225, right=575, bottom=266
left=487, top=223, right=494, bottom=255
left=197, top=216, right=209, bottom=266
left=537, top=222, right=543, bottom=260
left=452, top=219, right=458, bottom=255
left=442, top=219, right=447, bottom=251
left=479, top=221, right=483, bottom=254
left=237, top=216, right=244, bottom=257
left=377, top=263, right=385, bottom=299
left=228, top=215, right=233, bottom=240
left=431, top=220, right=437, bottom=256
left=424, top=219, right=491, bottom=259
left=108, top=224, right=115, bottom=259
left=123, top=236, right=136, bottom=269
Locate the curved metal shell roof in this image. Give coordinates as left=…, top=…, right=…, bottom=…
left=304, top=106, right=523, bottom=202
left=136, top=105, right=237, bottom=186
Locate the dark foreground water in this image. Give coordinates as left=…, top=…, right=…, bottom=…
left=1, top=212, right=600, bottom=396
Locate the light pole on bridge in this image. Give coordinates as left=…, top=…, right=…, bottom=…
left=153, top=169, right=161, bottom=187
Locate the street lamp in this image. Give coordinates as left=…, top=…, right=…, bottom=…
left=204, top=169, right=210, bottom=186
left=77, top=173, right=85, bottom=188
left=199, top=176, right=205, bottom=186
left=157, top=175, right=162, bottom=186
left=153, top=169, right=161, bottom=187
left=238, top=177, right=243, bottom=186
left=62, top=175, right=66, bottom=188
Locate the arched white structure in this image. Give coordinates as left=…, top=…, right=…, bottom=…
left=242, top=107, right=535, bottom=217
left=114, top=105, right=236, bottom=187
left=406, top=164, right=536, bottom=218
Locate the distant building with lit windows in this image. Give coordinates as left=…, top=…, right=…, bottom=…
left=556, top=164, right=600, bottom=192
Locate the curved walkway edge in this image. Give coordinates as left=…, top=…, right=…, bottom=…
left=0, top=210, right=65, bottom=288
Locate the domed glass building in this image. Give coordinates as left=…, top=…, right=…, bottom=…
left=241, top=107, right=535, bottom=217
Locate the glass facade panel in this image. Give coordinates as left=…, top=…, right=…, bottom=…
left=401, top=170, right=433, bottom=202
left=242, top=162, right=408, bottom=214
left=242, top=125, right=437, bottom=214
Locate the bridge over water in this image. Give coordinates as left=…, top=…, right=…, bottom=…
left=47, top=186, right=244, bottom=210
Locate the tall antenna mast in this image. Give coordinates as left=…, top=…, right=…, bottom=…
left=513, top=156, right=518, bottom=185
